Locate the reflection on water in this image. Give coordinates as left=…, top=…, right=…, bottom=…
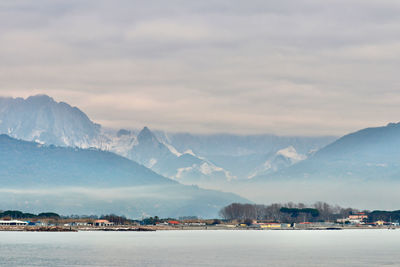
left=0, top=230, right=399, bottom=266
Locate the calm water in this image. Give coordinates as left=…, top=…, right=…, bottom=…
left=0, top=230, right=399, bottom=266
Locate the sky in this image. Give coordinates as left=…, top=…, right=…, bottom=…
left=0, top=0, right=400, bottom=136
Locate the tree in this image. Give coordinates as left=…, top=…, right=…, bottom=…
left=38, top=212, right=60, bottom=219
left=142, top=216, right=161, bottom=225
left=101, top=214, right=129, bottom=225
left=243, top=218, right=253, bottom=226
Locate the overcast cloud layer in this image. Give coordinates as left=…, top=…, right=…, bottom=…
left=1, top=0, right=400, bottom=135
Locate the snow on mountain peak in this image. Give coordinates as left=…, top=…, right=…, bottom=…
left=247, top=146, right=307, bottom=179
left=0, top=94, right=101, bottom=147
left=183, top=149, right=196, bottom=156
left=0, top=95, right=332, bottom=188
left=276, top=146, right=306, bottom=162
left=164, top=143, right=182, bottom=157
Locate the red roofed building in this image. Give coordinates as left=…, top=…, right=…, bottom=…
left=348, top=213, right=368, bottom=220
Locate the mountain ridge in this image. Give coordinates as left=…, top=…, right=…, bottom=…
left=252, top=121, right=400, bottom=182
left=0, top=134, right=249, bottom=218
left=0, top=94, right=336, bottom=185
left=0, top=95, right=101, bottom=147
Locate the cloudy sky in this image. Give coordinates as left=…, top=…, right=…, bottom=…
left=0, top=0, right=399, bottom=136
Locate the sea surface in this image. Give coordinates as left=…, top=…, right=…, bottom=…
left=0, top=229, right=399, bottom=266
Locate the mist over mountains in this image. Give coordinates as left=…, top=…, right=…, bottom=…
left=231, top=121, right=400, bottom=210
left=2, top=94, right=400, bottom=213
left=253, top=122, right=400, bottom=182
left=156, top=132, right=334, bottom=181
left=0, top=133, right=248, bottom=218
left=0, top=95, right=335, bottom=186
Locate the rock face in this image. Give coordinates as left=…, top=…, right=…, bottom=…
left=128, top=126, right=175, bottom=169
left=0, top=95, right=101, bottom=147
left=126, top=127, right=234, bottom=184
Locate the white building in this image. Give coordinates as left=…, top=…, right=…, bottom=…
left=0, top=220, right=28, bottom=226
left=94, top=220, right=114, bottom=226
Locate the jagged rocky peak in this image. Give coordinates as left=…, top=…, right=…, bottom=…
left=137, top=126, right=159, bottom=143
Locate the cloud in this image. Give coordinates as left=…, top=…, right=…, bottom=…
left=1, top=0, right=400, bottom=135
left=125, top=20, right=217, bottom=42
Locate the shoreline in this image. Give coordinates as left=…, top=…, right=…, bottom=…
left=0, top=225, right=398, bottom=232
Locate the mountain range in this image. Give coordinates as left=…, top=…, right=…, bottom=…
left=3, top=94, right=400, bottom=212
left=253, top=122, right=400, bottom=182
left=227, top=122, right=400, bottom=210
left=0, top=95, right=335, bottom=186
left=0, top=134, right=247, bottom=218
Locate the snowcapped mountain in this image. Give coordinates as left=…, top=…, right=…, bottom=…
left=128, top=126, right=174, bottom=168
left=0, top=134, right=248, bottom=218
left=252, top=121, right=400, bottom=182
left=124, top=127, right=235, bottom=183
left=0, top=95, right=234, bottom=184
left=0, top=94, right=335, bottom=187
left=163, top=132, right=336, bottom=179
left=276, top=146, right=307, bottom=162
left=165, top=132, right=335, bottom=157
left=247, top=146, right=307, bottom=178
left=0, top=95, right=101, bottom=147
left=101, top=129, right=138, bottom=157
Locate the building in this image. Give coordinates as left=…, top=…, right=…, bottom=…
left=94, top=220, right=114, bottom=227
left=337, top=213, right=368, bottom=225
left=168, top=220, right=181, bottom=225
left=348, top=213, right=368, bottom=224
left=64, top=222, right=89, bottom=227
left=348, top=213, right=368, bottom=221
left=259, top=223, right=281, bottom=228
left=0, top=220, right=28, bottom=226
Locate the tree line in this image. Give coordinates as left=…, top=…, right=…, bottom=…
left=0, top=210, right=60, bottom=219
left=219, top=202, right=360, bottom=223
left=367, top=210, right=400, bottom=223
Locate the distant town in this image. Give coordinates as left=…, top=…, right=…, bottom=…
left=1, top=202, right=399, bottom=231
